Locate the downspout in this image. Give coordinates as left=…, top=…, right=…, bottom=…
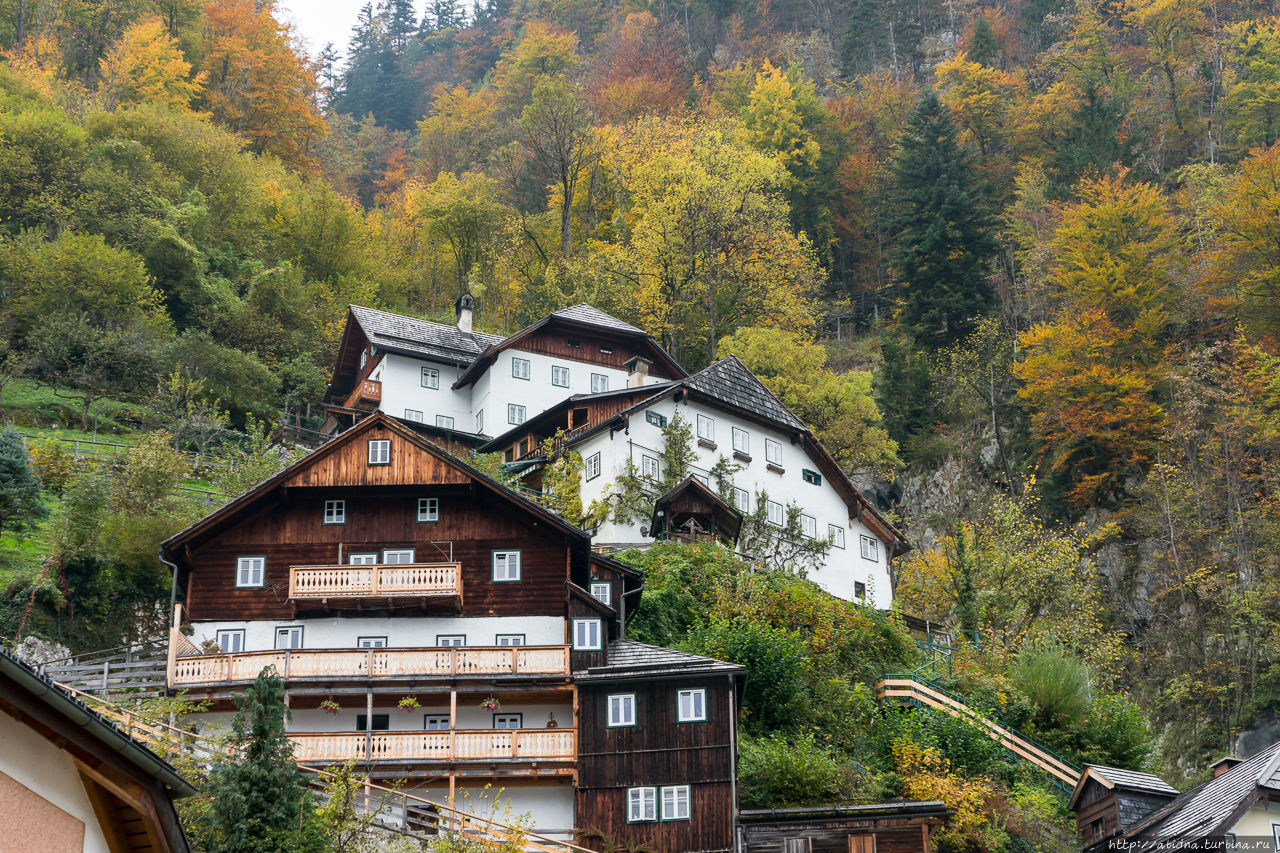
left=159, top=549, right=181, bottom=701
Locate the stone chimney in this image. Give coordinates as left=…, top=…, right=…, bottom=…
left=1210, top=756, right=1243, bottom=778
left=625, top=356, right=652, bottom=388
left=455, top=293, right=474, bottom=333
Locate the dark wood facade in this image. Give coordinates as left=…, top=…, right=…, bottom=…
left=737, top=803, right=950, bottom=853
left=1072, top=775, right=1177, bottom=847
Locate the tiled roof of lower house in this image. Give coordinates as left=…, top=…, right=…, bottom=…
left=1133, top=740, right=1280, bottom=839
left=575, top=640, right=745, bottom=680
left=551, top=303, right=645, bottom=334
left=1088, top=766, right=1180, bottom=796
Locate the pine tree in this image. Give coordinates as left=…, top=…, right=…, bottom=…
left=0, top=429, right=47, bottom=537
left=194, top=670, right=325, bottom=853
left=968, top=16, right=1000, bottom=67
left=889, top=90, right=998, bottom=346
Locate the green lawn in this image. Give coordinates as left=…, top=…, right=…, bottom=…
left=1, top=378, right=153, bottom=436
left=0, top=496, right=56, bottom=589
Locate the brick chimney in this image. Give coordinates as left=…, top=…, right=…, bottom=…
left=625, top=356, right=652, bottom=388
left=455, top=293, right=474, bottom=333
left=1210, top=756, right=1243, bottom=778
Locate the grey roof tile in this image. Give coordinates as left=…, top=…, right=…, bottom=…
left=1088, top=766, right=1179, bottom=797
left=351, top=305, right=503, bottom=364
left=1138, top=740, right=1280, bottom=838
left=575, top=640, right=744, bottom=679
left=551, top=304, right=645, bottom=334
left=684, top=355, right=806, bottom=431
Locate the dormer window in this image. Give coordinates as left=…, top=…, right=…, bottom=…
left=368, top=439, right=390, bottom=465
left=323, top=500, right=345, bottom=525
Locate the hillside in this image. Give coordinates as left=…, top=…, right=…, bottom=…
left=1, top=0, right=1280, bottom=846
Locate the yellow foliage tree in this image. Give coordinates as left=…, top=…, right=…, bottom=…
left=936, top=51, right=1027, bottom=155
left=99, top=17, right=203, bottom=110
left=892, top=738, right=1004, bottom=850
left=741, top=62, right=820, bottom=188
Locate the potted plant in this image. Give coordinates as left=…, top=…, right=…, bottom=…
left=319, top=699, right=342, bottom=715
left=200, top=639, right=221, bottom=654
left=479, top=696, right=501, bottom=712
left=397, top=696, right=421, bottom=712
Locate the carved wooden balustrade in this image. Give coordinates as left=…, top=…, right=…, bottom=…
left=288, top=562, right=462, bottom=601
left=289, top=729, right=577, bottom=764
left=342, top=378, right=382, bottom=410
left=169, top=645, right=571, bottom=687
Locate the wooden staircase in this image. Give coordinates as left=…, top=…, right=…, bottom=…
left=56, top=684, right=592, bottom=853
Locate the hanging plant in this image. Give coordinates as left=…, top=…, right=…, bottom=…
left=319, top=699, right=342, bottom=714
left=398, top=696, right=421, bottom=711
left=479, top=696, right=501, bottom=712
left=200, top=639, right=222, bottom=654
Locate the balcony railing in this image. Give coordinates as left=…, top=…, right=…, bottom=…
left=289, top=563, right=462, bottom=601
left=289, top=729, right=577, bottom=764
left=168, top=645, right=572, bottom=687
left=343, top=379, right=382, bottom=410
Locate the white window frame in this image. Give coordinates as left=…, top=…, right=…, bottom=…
left=421, top=367, right=439, bottom=389
left=404, top=408, right=424, bottom=423
left=235, top=556, right=265, bottom=588
left=765, top=438, right=782, bottom=465
left=215, top=629, right=245, bottom=653
left=275, top=626, right=303, bottom=650
left=348, top=552, right=378, bottom=565
left=590, top=373, right=609, bottom=393
left=696, top=414, right=715, bottom=441
left=860, top=535, right=879, bottom=562
left=731, top=427, right=749, bottom=454
left=424, top=714, right=450, bottom=730
left=418, top=497, right=439, bottom=522
left=733, top=487, right=750, bottom=512
left=660, top=785, right=691, bottom=821
left=829, top=525, right=846, bottom=549
left=607, top=693, right=636, bottom=727
left=476, top=410, right=484, bottom=433
left=508, top=403, right=526, bottom=425
left=323, top=499, right=345, bottom=525
left=766, top=501, right=784, bottom=527
left=493, top=713, right=523, bottom=729
left=641, top=454, right=660, bottom=481
left=552, top=365, right=570, bottom=387
left=627, top=787, right=656, bottom=823
left=435, top=415, right=455, bottom=429
left=436, top=635, right=466, bottom=647
left=677, top=688, right=706, bottom=722
left=573, top=618, right=602, bottom=651
left=368, top=439, right=390, bottom=465
left=589, top=581, right=612, bottom=606
left=511, top=357, right=531, bottom=380
left=495, top=634, right=525, bottom=646
left=585, top=452, right=601, bottom=481
left=360, top=350, right=367, bottom=368
left=801, top=514, right=817, bottom=539
left=357, top=636, right=387, bottom=648
left=382, top=548, right=416, bottom=564
left=492, top=550, right=522, bottom=582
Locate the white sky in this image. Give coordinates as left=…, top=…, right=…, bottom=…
left=278, top=0, right=430, bottom=60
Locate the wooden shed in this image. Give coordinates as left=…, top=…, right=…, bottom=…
left=737, top=801, right=950, bottom=853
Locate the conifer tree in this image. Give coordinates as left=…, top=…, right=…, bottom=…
left=889, top=90, right=998, bottom=346
left=0, top=429, right=47, bottom=537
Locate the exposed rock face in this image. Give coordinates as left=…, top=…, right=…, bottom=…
left=1237, top=718, right=1280, bottom=759
left=12, top=636, right=72, bottom=667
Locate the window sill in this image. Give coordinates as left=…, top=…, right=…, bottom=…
left=698, top=438, right=717, bottom=450
left=766, top=463, right=785, bottom=474
left=733, top=451, right=751, bottom=462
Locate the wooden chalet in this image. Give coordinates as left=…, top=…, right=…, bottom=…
left=0, top=646, right=194, bottom=853
left=737, top=802, right=951, bottom=853
left=1068, top=765, right=1179, bottom=847
left=159, top=411, right=745, bottom=848
left=651, top=475, right=744, bottom=547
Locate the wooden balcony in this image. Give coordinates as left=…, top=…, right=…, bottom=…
left=290, top=728, right=577, bottom=764
left=288, top=563, right=462, bottom=608
left=168, top=645, right=572, bottom=688
left=343, top=379, right=382, bottom=410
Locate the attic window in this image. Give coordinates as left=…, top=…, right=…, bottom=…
left=368, top=439, right=391, bottom=465
left=571, top=407, right=589, bottom=429
left=568, top=339, right=581, bottom=348
left=802, top=469, right=822, bottom=486
left=601, top=345, right=613, bottom=354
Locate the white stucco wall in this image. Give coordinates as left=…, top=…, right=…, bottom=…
left=0, top=712, right=116, bottom=853
left=190, top=616, right=566, bottom=653
left=471, top=349, right=630, bottom=431
left=371, top=354, right=472, bottom=429
left=1228, top=802, right=1280, bottom=842
left=412, top=783, right=575, bottom=839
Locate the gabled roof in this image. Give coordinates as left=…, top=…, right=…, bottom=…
left=652, top=474, right=744, bottom=543
left=1069, top=765, right=1179, bottom=809
left=350, top=305, right=503, bottom=364
left=684, top=355, right=806, bottom=432
left=550, top=303, right=645, bottom=334
left=575, top=639, right=745, bottom=680
left=1127, top=740, right=1280, bottom=840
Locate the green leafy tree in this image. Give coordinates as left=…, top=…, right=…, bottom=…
left=889, top=90, right=998, bottom=346
left=0, top=428, right=48, bottom=537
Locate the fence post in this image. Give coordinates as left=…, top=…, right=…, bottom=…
left=101, top=661, right=110, bottom=695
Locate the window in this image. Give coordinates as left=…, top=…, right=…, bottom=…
left=236, top=556, right=265, bottom=587
left=383, top=549, right=416, bottom=564
left=590, top=373, right=609, bottom=393
left=358, top=636, right=387, bottom=648
left=801, top=514, right=817, bottom=539
left=733, top=487, right=750, bottom=512
left=436, top=635, right=466, bottom=647
left=493, top=550, right=522, bottom=582
left=696, top=414, right=715, bottom=441
left=275, top=626, right=303, bottom=650
left=360, top=350, right=367, bottom=368
left=567, top=338, right=581, bottom=348
left=732, top=427, right=750, bottom=454
left=627, top=788, right=656, bottom=823
left=677, top=688, right=706, bottom=722
left=368, top=439, right=390, bottom=464
left=766, top=501, right=784, bottom=527
left=585, top=452, right=602, bottom=481
left=645, top=410, right=667, bottom=428
left=854, top=581, right=867, bottom=599
left=641, top=455, right=660, bottom=481
left=802, top=468, right=822, bottom=486
left=495, top=634, right=525, bottom=646
left=424, top=715, right=450, bottom=730
left=829, top=525, right=846, bottom=549
left=348, top=553, right=378, bottom=565
left=600, top=345, right=613, bottom=354
left=435, top=415, right=455, bottom=429
left=573, top=618, right=602, bottom=650
left=660, top=786, right=691, bottom=821
left=476, top=410, right=484, bottom=433
left=765, top=438, right=782, bottom=465
left=590, top=582, right=612, bottom=606
left=860, top=535, right=879, bottom=562
left=215, top=629, right=244, bottom=654
left=356, top=714, right=389, bottom=731
left=508, top=404, right=526, bottom=425
left=323, top=499, right=345, bottom=525
left=417, top=497, right=439, bottom=522
left=552, top=365, right=570, bottom=387
left=421, top=367, right=439, bottom=389
left=693, top=473, right=709, bottom=486
left=493, top=713, right=523, bottom=729
left=404, top=409, right=424, bottom=423
left=511, top=357, right=531, bottom=380
left=607, top=693, right=636, bottom=727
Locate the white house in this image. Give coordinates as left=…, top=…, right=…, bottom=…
left=323, top=301, right=908, bottom=607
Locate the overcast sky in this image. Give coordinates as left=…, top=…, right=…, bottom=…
left=280, top=0, right=446, bottom=60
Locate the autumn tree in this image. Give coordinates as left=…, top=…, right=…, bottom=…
left=1213, top=142, right=1280, bottom=337
left=585, top=12, right=689, bottom=121
left=890, top=91, right=998, bottom=346
left=415, top=171, right=510, bottom=291
left=520, top=77, right=596, bottom=258
left=99, top=16, right=202, bottom=109
left=1226, top=19, right=1280, bottom=149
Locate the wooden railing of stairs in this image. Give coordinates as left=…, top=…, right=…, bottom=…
left=56, top=683, right=593, bottom=853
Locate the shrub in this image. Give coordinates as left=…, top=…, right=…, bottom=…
left=1076, top=693, right=1152, bottom=769
left=1013, top=643, right=1090, bottom=729
left=685, top=616, right=809, bottom=733
left=0, top=428, right=47, bottom=536
left=27, top=437, right=75, bottom=493
left=738, top=732, right=850, bottom=807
